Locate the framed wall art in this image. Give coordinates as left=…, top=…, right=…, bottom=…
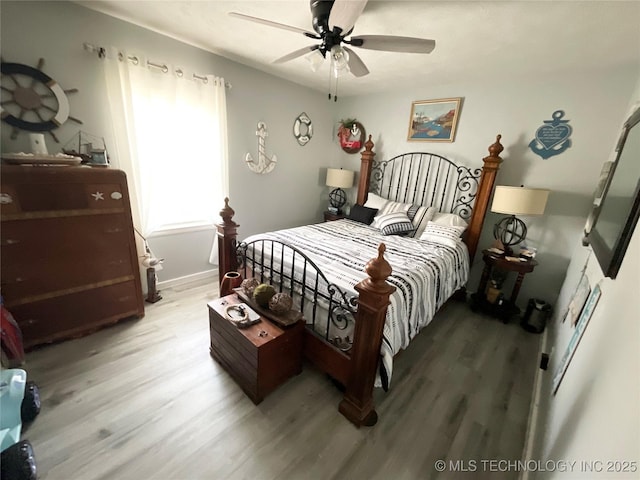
left=563, top=272, right=590, bottom=327
left=553, top=284, right=602, bottom=394
left=407, top=97, right=462, bottom=142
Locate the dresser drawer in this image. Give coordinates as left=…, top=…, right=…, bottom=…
left=1, top=214, right=135, bottom=301
left=10, top=280, right=143, bottom=349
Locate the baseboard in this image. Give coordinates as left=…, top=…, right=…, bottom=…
left=157, top=269, right=218, bottom=290
left=520, top=326, right=549, bottom=480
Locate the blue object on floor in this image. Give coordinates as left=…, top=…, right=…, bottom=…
left=0, top=369, right=27, bottom=452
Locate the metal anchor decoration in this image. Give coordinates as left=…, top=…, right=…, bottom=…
left=529, top=110, right=572, bottom=159
left=245, top=121, right=277, bottom=174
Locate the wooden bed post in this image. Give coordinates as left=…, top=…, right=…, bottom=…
left=356, top=135, right=376, bottom=205
left=465, top=135, right=504, bottom=263
left=339, top=244, right=395, bottom=427
left=216, top=197, right=239, bottom=286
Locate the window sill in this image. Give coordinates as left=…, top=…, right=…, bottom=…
left=147, top=223, right=215, bottom=238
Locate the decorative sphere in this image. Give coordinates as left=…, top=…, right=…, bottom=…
left=253, top=283, right=276, bottom=307
left=493, top=216, right=527, bottom=247
left=269, top=292, right=293, bottom=313
left=241, top=278, right=259, bottom=297
left=329, top=188, right=346, bottom=209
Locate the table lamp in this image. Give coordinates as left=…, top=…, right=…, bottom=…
left=491, top=185, right=550, bottom=253
left=326, top=168, right=354, bottom=214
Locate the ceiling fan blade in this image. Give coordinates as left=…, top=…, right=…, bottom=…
left=328, top=0, right=368, bottom=33
left=273, top=45, right=319, bottom=64
left=229, top=12, right=315, bottom=36
left=351, top=35, right=436, bottom=54
left=343, top=47, right=369, bottom=77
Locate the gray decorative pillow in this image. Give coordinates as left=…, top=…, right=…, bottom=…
left=377, top=211, right=415, bottom=236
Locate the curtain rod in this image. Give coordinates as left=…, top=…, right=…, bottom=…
left=82, top=42, right=232, bottom=89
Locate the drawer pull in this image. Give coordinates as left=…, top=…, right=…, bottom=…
left=104, top=228, right=123, bottom=234
left=110, top=192, right=123, bottom=200
left=3, top=239, right=21, bottom=245
left=0, top=193, right=13, bottom=204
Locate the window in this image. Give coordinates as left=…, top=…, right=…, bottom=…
left=127, top=68, right=227, bottom=234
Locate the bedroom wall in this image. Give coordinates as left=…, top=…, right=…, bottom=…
left=0, top=0, right=335, bottom=284
left=525, top=74, right=640, bottom=479
left=332, top=66, right=639, bottom=307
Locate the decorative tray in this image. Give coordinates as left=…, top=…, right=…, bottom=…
left=233, top=288, right=303, bottom=328
left=1, top=153, right=82, bottom=165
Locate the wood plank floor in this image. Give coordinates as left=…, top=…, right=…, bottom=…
left=21, top=280, right=540, bottom=480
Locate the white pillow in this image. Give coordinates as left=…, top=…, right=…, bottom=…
left=377, top=211, right=415, bottom=236
left=363, top=192, right=390, bottom=211
left=431, top=212, right=468, bottom=228
left=419, top=221, right=466, bottom=247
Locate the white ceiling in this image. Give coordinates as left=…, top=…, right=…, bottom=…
left=76, top=1, right=640, bottom=97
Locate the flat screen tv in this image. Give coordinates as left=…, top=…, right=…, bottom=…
left=585, top=106, right=640, bottom=279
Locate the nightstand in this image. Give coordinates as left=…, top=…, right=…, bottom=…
left=208, top=294, right=304, bottom=404
left=470, top=249, right=538, bottom=323
left=324, top=211, right=346, bottom=222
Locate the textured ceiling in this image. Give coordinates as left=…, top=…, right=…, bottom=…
left=76, top=1, right=640, bottom=97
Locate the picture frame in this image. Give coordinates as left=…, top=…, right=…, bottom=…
left=553, top=284, right=602, bottom=394
left=563, top=272, right=590, bottom=326
left=407, top=97, right=462, bottom=142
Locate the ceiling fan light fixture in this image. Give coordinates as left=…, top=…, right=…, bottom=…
left=305, top=49, right=325, bottom=72
left=331, top=45, right=350, bottom=78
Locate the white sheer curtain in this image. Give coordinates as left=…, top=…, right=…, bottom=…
left=101, top=48, right=228, bottom=265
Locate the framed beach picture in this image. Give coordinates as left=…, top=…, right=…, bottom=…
left=407, top=97, right=462, bottom=142
left=553, top=284, right=602, bottom=394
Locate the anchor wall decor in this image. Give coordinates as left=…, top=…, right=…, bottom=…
left=529, top=110, right=573, bottom=159
left=245, top=121, right=277, bottom=174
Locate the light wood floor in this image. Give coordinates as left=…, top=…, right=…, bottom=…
left=22, top=280, right=539, bottom=480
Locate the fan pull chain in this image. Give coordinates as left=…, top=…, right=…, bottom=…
left=327, top=68, right=339, bottom=102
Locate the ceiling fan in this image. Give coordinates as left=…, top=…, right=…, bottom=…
left=229, top=0, right=436, bottom=79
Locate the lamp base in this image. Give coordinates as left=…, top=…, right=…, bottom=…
left=493, top=215, right=527, bottom=253
left=329, top=187, right=346, bottom=214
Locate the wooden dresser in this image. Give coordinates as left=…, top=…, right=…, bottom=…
left=0, top=166, right=144, bottom=349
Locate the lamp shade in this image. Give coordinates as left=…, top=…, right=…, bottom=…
left=491, top=186, right=550, bottom=216
left=326, top=168, right=354, bottom=189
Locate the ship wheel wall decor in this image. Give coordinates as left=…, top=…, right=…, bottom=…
left=1, top=58, right=82, bottom=143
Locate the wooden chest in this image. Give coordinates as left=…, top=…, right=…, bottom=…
left=208, top=294, right=303, bottom=404
left=0, top=166, right=144, bottom=349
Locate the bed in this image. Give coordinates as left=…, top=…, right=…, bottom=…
left=216, top=134, right=504, bottom=426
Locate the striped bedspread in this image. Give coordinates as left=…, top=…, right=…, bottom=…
left=243, top=219, right=469, bottom=388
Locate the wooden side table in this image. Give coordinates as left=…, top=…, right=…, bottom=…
left=470, top=249, right=538, bottom=322
left=324, top=211, right=346, bottom=222
left=208, top=294, right=304, bottom=404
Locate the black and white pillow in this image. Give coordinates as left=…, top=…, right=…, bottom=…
left=419, top=221, right=466, bottom=247
left=370, top=199, right=412, bottom=228
left=409, top=205, right=437, bottom=238
left=377, top=211, right=415, bottom=236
